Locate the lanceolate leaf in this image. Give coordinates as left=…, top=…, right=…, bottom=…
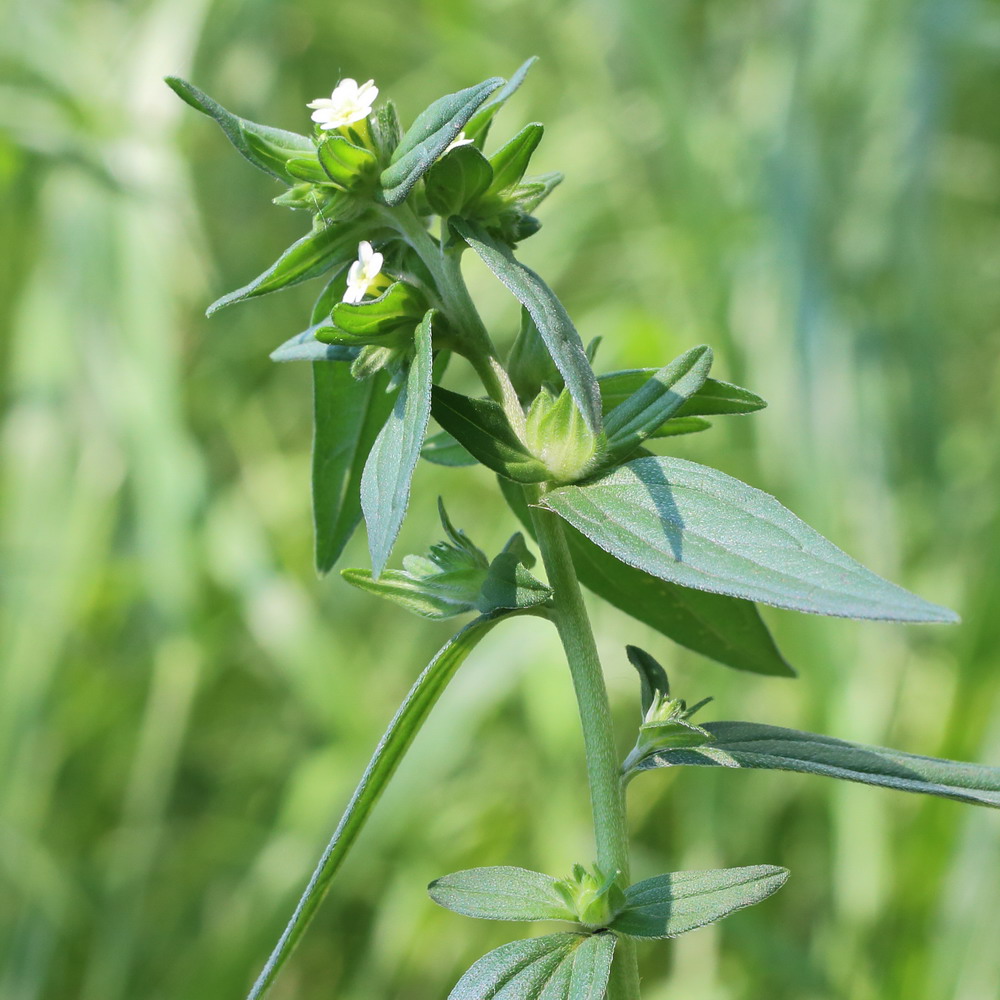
left=626, top=645, right=671, bottom=715
left=381, top=77, right=504, bottom=206
left=165, top=76, right=314, bottom=182
left=312, top=366, right=396, bottom=573
left=542, top=457, right=958, bottom=623
left=628, top=721, right=1000, bottom=807
left=246, top=611, right=536, bottom=1000
left=271, top=327, right=357, bottom=362
left=498, top=477, right=794, bottom=677
left=486, top=123, right=544, bottom=194
left=448, top=932, right=615, bottom=1000
left=421, top=430, right=478, bottom=467
left=465, top=56, right=538, bottom=142
left=608, top=867, right=789, bottom=939
left=361, top=311, right=435, bottom=577
left=599, top=371, right=766, bottom=420
left=453, top=219, right=602, bottom=434
left=429, top=867, right=575, bottom=922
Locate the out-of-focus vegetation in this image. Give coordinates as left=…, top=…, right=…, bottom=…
left=2, top=0, right=999, bottom=997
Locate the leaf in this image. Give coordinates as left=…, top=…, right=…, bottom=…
left=508, top=306, right=561, bottom=400
left=317, top=134, right=377, bottom=188
left=380, top=76, right=504, bottom=206
left=270, top=327, right=357, bottom=363
left=429, top=867, right=575, bottom=922
left=421, top=430, right=478, bottom=467
left=447, top=932, right=615, bottom=1000
left=542, top=456, right=958, bottom=623
left=628, top=721, right=1000, bottom=807
left=341, top=566, right=483, bottom=620
left=361, top=311, right=435, bottom=576
left=432, top=386, right=550, bottom=483
left=464, top=57, right=539, bottom=142
left=486, top=123, right=544, bottom=194
left=165, top=76, right=315, bottom=182
left=626, top=645, right=671, bottom=715
left=652, top=416, right=712, bottom=438
left=245, top=611, right=535, bottom=1000
left=602, top=346, right=713, bottom=464
left=424, top=144, right=494, bottom=217
left=477, top=545, right=553, bottom=614
left=453, top=219, right=602, bottom=434
left=599, top=371, right=766, bottom=422
left=207, top=223, right=366, bottom=315
left=608, top=867, right=789, bottom=939
left=512, top=172, right=564, bottom=214
left=312, top=366, right=396, bottom=573
left=325, top=281, right=428, bottom=344
left=498, top=476, right=794, bottom=677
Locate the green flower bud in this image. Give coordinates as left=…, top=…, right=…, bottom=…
left=525, top=387, right=601, bottom=483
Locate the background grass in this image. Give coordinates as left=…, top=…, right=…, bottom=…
left=2, top=0, right=999, bottom=997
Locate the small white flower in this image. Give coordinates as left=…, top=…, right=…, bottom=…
left=444, top=131, right=473, bottom=153
left=343, top=241, right=384, bottom=304
left=307, top=78, right=379, bottom=131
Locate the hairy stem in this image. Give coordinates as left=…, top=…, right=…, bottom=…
left=527, top=492, right=641, bottom=1000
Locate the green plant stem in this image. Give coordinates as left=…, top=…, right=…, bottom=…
left=526, top=489, right=641, bottom=1000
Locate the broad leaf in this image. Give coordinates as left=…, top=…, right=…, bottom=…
left=317, top=134, right=377, bottom=189
left=380, top=77, right=504, bottom=206
left=207, top=223, right=367, bottom=315
left=628, top=721, right=1000, bottom=807
left=486, top=123, right=544, bottom=194
left=608, top=867, right=789, bottom=939
left=166, top=76, right=314, bottom=183
left=599, top=371, right=766, bottom=422
left=465, top=57, right=538, bottom=142
left=448, top=932, right=615, bottom=1000
left=432, top=386, right=550, bottom=483
left=312, top=366, right=396, bottom=573
left=498, top=477, right=794, bottom=677
left=425, top=144, right=494, bottom=217
left=360, top=311, right=435, bottom=576
left=246, top=611, right=536, bottom=1000
left=324, top=281, right=428, bottom=344
left=429, top=867, right=575, bottom=922
left=602, top=346, right=712, bottom=464
left=421, top=430, right=478, bottom=467
left=453, top=219, right=602, bottom=434
left=542, top=457, right=958, bottom=622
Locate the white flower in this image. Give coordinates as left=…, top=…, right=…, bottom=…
left=444, top=131, right=473, bottom=153
left=307, top=78, right=378, bottom=131
left=342, top=241, right=384, bottom=304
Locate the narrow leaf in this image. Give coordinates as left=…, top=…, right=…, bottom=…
left=380, top=77, right=504, bottom=206
left=609, top=867, right=789, bottom=939
left=498, top=476, right=794, bottom=677
left=629, top=721, right=1000, bottom=807
left=270, top=327, right=357, bottom=363
left=421, top=430, right=478, bottom=467
left=626, top=645, right=671, bottom=715
left=361, top=311, right=435, bottom=576
left=246, top=611, right=532, bottom=1000
left=429, top=867, right=575, bottom=922
left=599, top=371, right=766, bottom=420
left=487, top=123, right=544, bottom=193
left=341, top=566, right=482, bottom=620
left=465, top=57, right=538, bottom=141
left=453, top=219, right=602, bottom=434
left=542, top=457, right=958, bottom=622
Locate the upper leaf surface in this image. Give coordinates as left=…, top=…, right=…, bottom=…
left=454, top=219, right=602, bottom=434
left=542, top=456, right=958, bottom=622
left=464, top=57, right=538, bottom=142
left=599, top=371, right=766, bottom=421
left=429, top=867, right=575, bottom=922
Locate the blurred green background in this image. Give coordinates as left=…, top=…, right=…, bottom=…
left=2, top=0, right=999, bottom=997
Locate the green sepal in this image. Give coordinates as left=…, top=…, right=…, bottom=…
left=554, top=864, right=627, bottom=928
left=319, top=281, right=429, bottom=346
left=431, top=386, right=550, bottom=483
left=428, top=866, right=575, bottom=922
left=524, top=387, right=602, bottom=483
left=608, top=867, right=789, bottom=939
left=370, top=100, right=402, bottom=161
left=318, top=134, right=378, bottom=189
left=464, top=56, right=538, bottom=143
left=284, top=156, right=330, bottom=184
left=511, top=171, right=564, bottom=214
left=380, top=76, right=504, bottom=206
left=483, top=122, right=544, bottom=195
left=599, top=369, right=767, bottom=423
left=165, top=76, right=314, bottom=183
left=626, top=645, right=671, bottom=716
left=508, top=305, right=561, bottom=401
left=421, top=430, right=478, bottom=467
left=476, top=535, right=553, bottom=614
left=424, top=143, right=494, bottom=217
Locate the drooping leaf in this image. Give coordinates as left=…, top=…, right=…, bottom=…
left=429, top=867, right=575, bottom=922
left=165, top=76, right=314, bottom=182
left=380, top=77, right=504, bottom=206
left=608, top=867, right=789, bottom=939
left=599, top=371, right=766, bottom=422
left=464, top=57, right=539, bottom=142
left=626, top=645, right=671, bottom=716
left=542, top=456, right=958, bottom=622
left=421, top=430, right=478, bottom=467
left=453, top=219, right=602, bottom=434
left=602, top=346, right=712, bottom=464
left=360, top=311, right=435, bottom=576
left=486, top=123, right=544, bottom=194
left=628, top=721, right=1000, bottom=807
left=447, top=932, right=615, bottom=1000
left=424, top=144, right=494, bottom=217
left=312, top=366, right=396, bottom=573
left=432, top=386, right=550, bottom=483
left=498, top=477, right=794, bottom=677
left=245, top=611, right=536, bottom=1000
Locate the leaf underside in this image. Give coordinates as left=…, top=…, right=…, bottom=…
left=429, top=866, right=574, bottom=922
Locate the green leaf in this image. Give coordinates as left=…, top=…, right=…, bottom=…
left=429, top=867, right=575, bottom=922
left=464, top=57, right=538, bottom=142
left=626, top=645, right=671, bottom=715
left=508, top=306, right=561, bottom=401
left=542, top=456, right=958, bottom=622
left=421, top=430, right=478, bottom=467
left=453, top=219, right=602, bottom=434
left=498, top=476, right=794, bottom=677
left=512, top=171, right=564, bottom=214
left=246, top=611, right=535, bottom=1000
left=432, top=386, right=550, bottom=483
left=312, top=366, right=396, bottom=573
left=629, top=721, right=1000, bottom=806
left=380, top=76, right=504, bottom=206
left=486, top=123, right=544, bottom=194
left=447, top=932, right=615, bottom=1000
left=317, top=134, right=378, bottom=189
left=361, top=311, right=435, bottom=577
left=602, top=346, right=713, bottom=464
left=424, top=144, right=494, bottom=217
left=599, top=371, right=766, bottom=422
left=324, top=281, right=428, bottom=344
left=207, top=223, right=367, bottom=315
left=165, top=76, right=315, bottom=183
left=271, top=327, right=357, bottom=363
left=652, top=416, right=712, bottom=438
left=608, top=867, right=789, bottom=939
left=477, top=542, right=553, bottom=614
